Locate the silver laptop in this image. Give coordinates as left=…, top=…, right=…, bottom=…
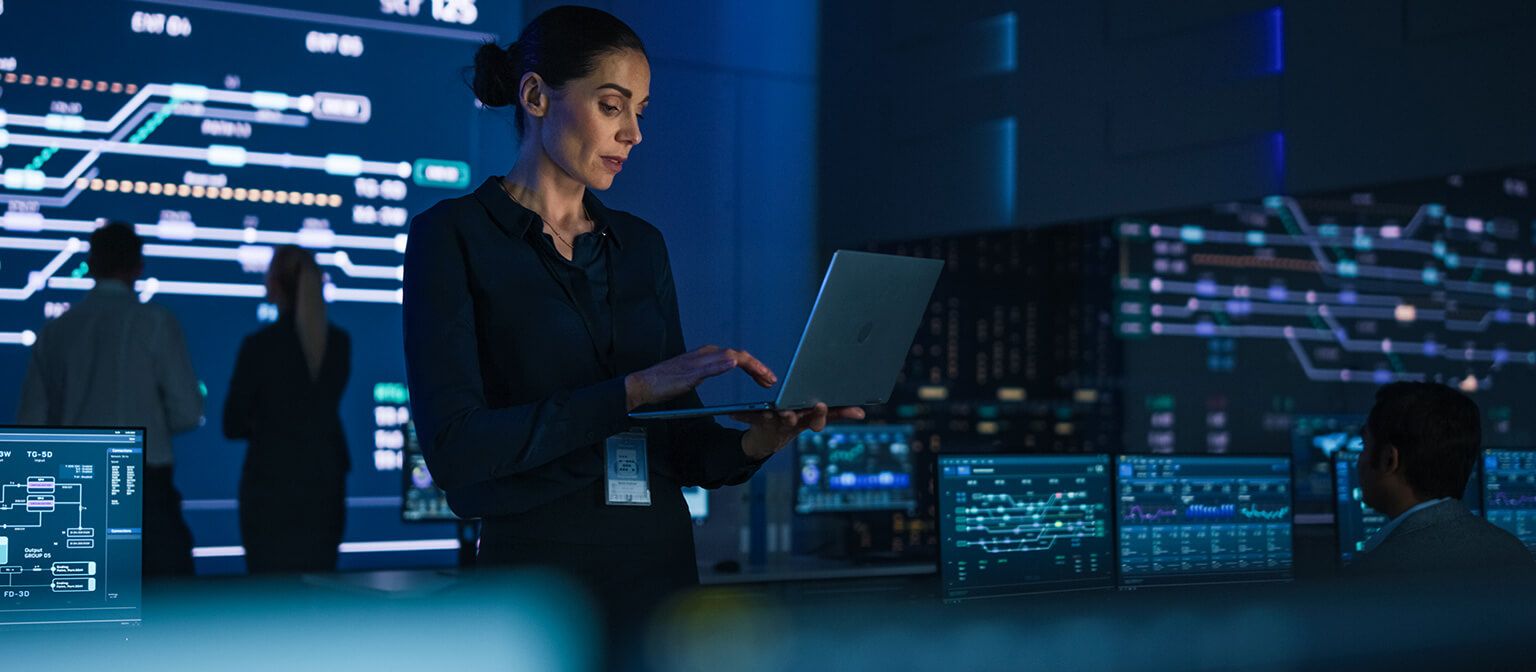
left=629, top=250, right=943, bottom=420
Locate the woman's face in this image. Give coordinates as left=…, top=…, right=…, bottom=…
left=539, top=49, right=650, bottom=191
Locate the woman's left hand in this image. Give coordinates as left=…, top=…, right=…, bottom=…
left=733, top=403, right=867, bottom=461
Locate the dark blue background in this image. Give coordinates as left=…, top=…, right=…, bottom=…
left=3, top=0, right=1534, bottom=576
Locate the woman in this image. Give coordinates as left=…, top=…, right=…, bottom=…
left=224, top=245, right=351, bottom=573
left=403, top=5, right=861, bottom=623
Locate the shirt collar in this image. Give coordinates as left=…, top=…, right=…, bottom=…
left=89, top=278, right=137, bottom=298
left=1360, top=497, right=1453, bottom=555
left=471, top=177, right=624, bottom=249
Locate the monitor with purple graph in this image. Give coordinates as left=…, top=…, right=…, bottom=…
left=1483, top=449, right=1536, bottom=555
left=1116, top=454, right=1293, bottom=589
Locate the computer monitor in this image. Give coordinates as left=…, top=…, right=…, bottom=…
left=1335, top=445, right=1482, bottom=564
left=1290, top=416, right=1366, bottom=514
left=0, top=426, right=143, bottom=627
left=1483, top=449, right=1536, bottom=554
left=1116, top=454, right=1293, bottom=589
left=795, top=425, right=916, bottom=514
left=400, top=422, right=456, bottom=522
left=938, top=454, right=1114, bottom=601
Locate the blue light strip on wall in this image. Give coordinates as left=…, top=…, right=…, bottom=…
left=990, top=12, right=1018, bottom=74
left=1268, top=7, right=1284, bottom=74
left=1268, top=7, right=1284, bottom=189
left=998, top=117, right=1017, bottom=226
left=987, top=13, right=1017, bottom=224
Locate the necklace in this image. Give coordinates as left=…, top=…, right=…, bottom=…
left=544, top=222, right=575, bottom=251
left=498, top=177, right=587, bottom=253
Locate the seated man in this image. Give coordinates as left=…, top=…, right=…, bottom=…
left=1350, top=382, right=1535, bottom=577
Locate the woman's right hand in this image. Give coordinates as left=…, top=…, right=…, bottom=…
left=625, top=345, right=778, bottom=410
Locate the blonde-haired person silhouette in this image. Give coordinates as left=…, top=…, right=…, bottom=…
left=224, top=246, right=352, bottom=573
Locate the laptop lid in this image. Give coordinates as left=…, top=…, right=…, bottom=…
left=772, top=250, right=943, bottom=409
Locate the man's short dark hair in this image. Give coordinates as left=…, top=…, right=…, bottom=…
left=88, top=221, right=143, bottom=279
left=1366, top=382, right=1481, bottom=500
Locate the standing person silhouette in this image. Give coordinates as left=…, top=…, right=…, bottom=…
left=19, top=221, right=202, bottom=576
left=224, top=246, right=352, bottom=573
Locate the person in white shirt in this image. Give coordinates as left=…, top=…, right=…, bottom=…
left=17, top=221, right=203, bottom=576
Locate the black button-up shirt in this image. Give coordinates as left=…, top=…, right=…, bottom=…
left=403, top=178, right=763, bottom=545
left=543, top=219, right=613, bottom=363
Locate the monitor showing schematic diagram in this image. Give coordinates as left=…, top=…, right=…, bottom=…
left=0, top=426, right=142, bottom=627
left=939, top=454, right=1114, bottom=601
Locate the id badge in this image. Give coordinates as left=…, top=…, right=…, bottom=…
left=605, top=428, right=651, bottom=506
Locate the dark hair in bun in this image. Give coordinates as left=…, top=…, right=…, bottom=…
left=471, top=6, right=646, bottom=135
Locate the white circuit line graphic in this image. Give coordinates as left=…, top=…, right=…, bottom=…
left=0, top=477, right=98, bottom=593
left=0, top=77, right=468, bottom=344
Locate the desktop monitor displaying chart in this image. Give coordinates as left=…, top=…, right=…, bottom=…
left=939, top=454, right=1114, bottom=601
left=1483, top=449, right=1536, bottom=554
left=1116, top=454, right=1293, bottom=589
left=0, top=426, right=143, bottom=627
left=795, top=425, right=917, bottom=514
left=1335, top=446, right=1482, bottom=564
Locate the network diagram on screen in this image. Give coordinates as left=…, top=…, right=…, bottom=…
left=0, top=1, right=497, bottom=559
left=939, top=454, right=1113, bottom=600
left=0, top=427, right=142, bottom=626
left=1117, top=169, right=1536, bottom=513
